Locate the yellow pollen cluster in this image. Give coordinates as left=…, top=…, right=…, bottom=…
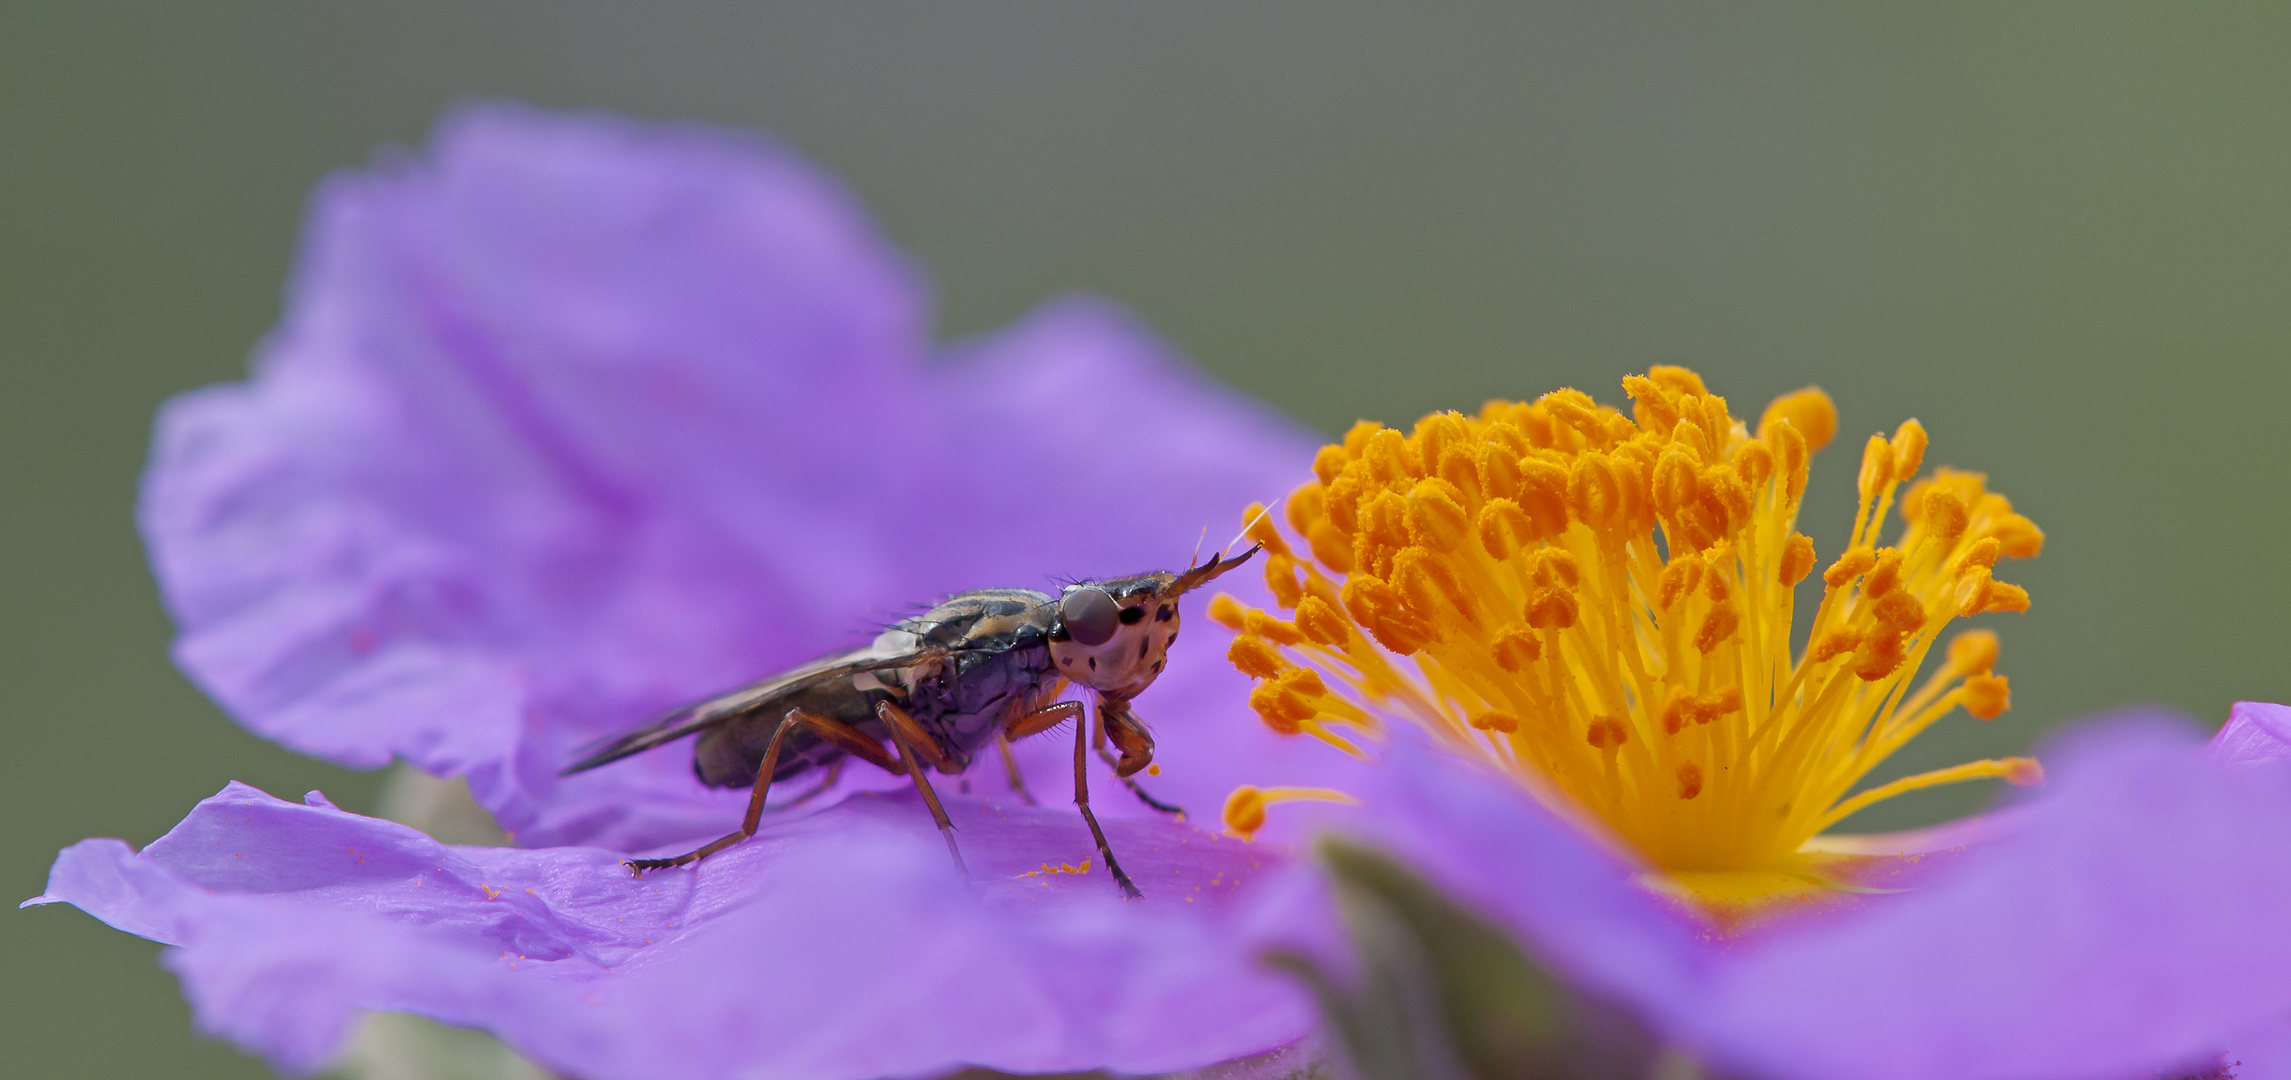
left=1214, top=367, right=2045, bottom=876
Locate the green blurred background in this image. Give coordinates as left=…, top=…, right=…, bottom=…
left=4, top=3, right=2286, bottom=1076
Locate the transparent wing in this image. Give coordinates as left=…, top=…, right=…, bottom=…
left=559, top=646, right=947, bottom=775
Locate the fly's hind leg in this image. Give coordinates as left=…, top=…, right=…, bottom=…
left=993, top=733, right=1039, bottom=806
left=872, top=700, right=967, bottom=875
left=628, top=709, right=896, bottom=875
left=768, top=758, right=845, bottom=812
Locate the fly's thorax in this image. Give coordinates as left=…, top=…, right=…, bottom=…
left=1048, top=572, right=1183, bottom=698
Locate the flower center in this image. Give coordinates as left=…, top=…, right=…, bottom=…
left=1214, top=367, right=2045, bottom=880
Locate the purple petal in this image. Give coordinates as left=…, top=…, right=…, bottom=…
left=2209, top=700, right=2291, bottom=766
left=1688, top=714, right=2291, bottom=1080
left=139, top=104, right=1322, bottom=851
left=31, top=782, right=1312, bottom=1078
left=1247, top=734, right=1712, bottom=1022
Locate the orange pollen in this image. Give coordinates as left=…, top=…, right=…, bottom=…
left=1213, top=366, right=2045, bottom=876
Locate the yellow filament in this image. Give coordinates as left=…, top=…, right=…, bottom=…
left=1218, top=368, right=2044, bottom=876
left=1222, top=786, right=1362, bottom=840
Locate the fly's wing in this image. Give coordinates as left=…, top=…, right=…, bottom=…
left=559, top=646, right=947, bottom=776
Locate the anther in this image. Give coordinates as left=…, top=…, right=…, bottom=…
left=1824, top=547, right=1877, bottom=590
left=1242, top=501, right=1290, bottom=557
left=1307, top=522, right=1355, bottom=573
left=1735, top=443, right=1777, bottom=494
left=1414, top=412, right=1469, bottom=473
left=1518, top=458, right=1572, bottom=539
left=2002, top=756, right=2042, bottom=786
left=1223, top=786, right=1269, bottom=836
left=1477, top=498, right=1532, bottom=561
left=1981, top=582, right=2031, bottom=613
left=1525, top=587, right=1579, bottom=630
left=1365, top=428, right=1422, bottom=485
left=1964, top=673, right=2011, bottom=720
left=1207, top=594, right=1248, bottom=631
left=1757, top=386, right=1838, bottom=452
left=1873, top=590, right=1926, bottom=631
left=1394, top=546, right=1475, bottom=625
left=1438, top=448, right=1482, bottom=507
left=1264, top=554, right=1306, bottom=608
left=1228, top=636, right=1288, bottom=680
left=1244, top=610, right=1308, bottom=647
left=1852, top=626, right=1910, bottom=681
left=1477, top=443, right=1523, bottom=503
left=1857, top=433, right=1896, bottom=499
left=1994, top=513, right=2046, bottom=558
left=1654, top=447, right=1700, bottom=519
left=1919, top=489, right=1971, bottom=545
left=1811, top=627, right=1861, bottom=663
left=1471, top=711, right=1520, bottom=734
left=1658, top=556, right=1704, bottom=609
left=1779, top=532, right=1816, bottom=586
left=1771, top=418, right=1812, bottom=506
left=1294, top=597, right=1353, bottom=648
left=1947, top=629, right=2000, bottom=675
left=1286, top=481, right=1326, bottom=535
left=1407, top=478, right=1472, bottom=553
left=1534, top=549, right=1582, bottom=589
left=1585, top=717, right=1630, bottom=750
left=1695, top=605, right=1740, bottom=654
left=1568, top=452, right=1625, bottom=533
left=1491, top=623, right=1542, bottom=671
left=1953, top=565, right=1995, bottom=617
left=1955, top=537, right=2002, bottom=572
left=1312, top=445, right=1350, bottom=486
left=1891, top=419, right=1928, bottom=479
left=1676, top=761, right=1704, bottom=800
left=1324, top=471, right=1364, bottom=534
left=1862, top=549, right=1906, bottom=598
left=1700, top=466, right=1752, bottom=536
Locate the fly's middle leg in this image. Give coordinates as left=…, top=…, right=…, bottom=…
left=627, top=708, right=895, bottom=874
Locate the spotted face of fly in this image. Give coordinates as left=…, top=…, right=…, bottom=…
left=1049, top=545, right=1262, bottom=775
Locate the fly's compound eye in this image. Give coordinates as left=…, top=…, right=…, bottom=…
left=1060, top=588, right=1121, bottom=647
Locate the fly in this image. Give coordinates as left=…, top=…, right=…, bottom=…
left=561, top=545, right=1262, bottom=898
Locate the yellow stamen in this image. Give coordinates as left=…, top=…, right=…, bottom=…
left=1217, top=368, right=2043, bottom=882
left=1221, top=785, right=1361, bottom=840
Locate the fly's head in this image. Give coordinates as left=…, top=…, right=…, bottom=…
left=1048, top=544, right=1263, bottom=700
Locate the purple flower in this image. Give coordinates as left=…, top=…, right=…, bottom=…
left=33, top=104, right=1355, bottom=1077
left=1248, top=707, right=2291, bottom=1080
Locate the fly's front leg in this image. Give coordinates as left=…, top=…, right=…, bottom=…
left=1073, top=715, right=1144, bottom=899
left=1095, top=701, right=1184, bottom=816
left=628, top=708, right=894, bottom=874
left=873, top=700, right=968, bottom=876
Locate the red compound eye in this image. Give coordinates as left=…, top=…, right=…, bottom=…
left=1059, top=588, right=1120, bottom=646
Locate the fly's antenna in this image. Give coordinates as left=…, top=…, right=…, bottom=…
left=1228, top=502, right=1276, bottom=561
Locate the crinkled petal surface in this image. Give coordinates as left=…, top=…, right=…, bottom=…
left=29, top=783, right=1312, bottom=1079
left=2209, top=700, right=2291, bottom=767
left=1322, top=714, right=2291, bottom=1080
left=137, top=103, right=1322, bottom=851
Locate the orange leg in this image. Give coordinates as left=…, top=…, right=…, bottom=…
left=1093, top=709, right=1184, bottom=816
left=1073, top=716, right=1144, bottom=898
left=768, top=758, right=845, bottom=812
left=994, top=733, right=1039, bottom=806
left=873, top=700, right=967, bottom=875
left=628, top=708, right=894, bottom=874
